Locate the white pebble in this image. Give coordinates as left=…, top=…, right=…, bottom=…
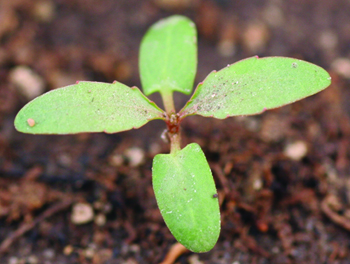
left=125, top=147, right=145, bottom=167
left=94, top=213, right=106, bottom=226
left=43, top=248, right=55, bottom=259
left=331, top=58, right=350, bottom=79
left=188, top=254, right=203, bottom=264
left=9, top=66, right=45, bottom=100
left=8, top=257, right=19, bottom=264
left=71, top=203, right=94, bottom=225
left=284, top=141, right=308, bottom=161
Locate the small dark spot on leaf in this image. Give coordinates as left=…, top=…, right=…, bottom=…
left=213, top=193, right=218, bottom=198
left=184, top=188, right=186, bottom=191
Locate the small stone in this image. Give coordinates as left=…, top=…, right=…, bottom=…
left=242, top=22, right=270, bottom=53
left=188, top=254, right=203, bottom=264
left=9, top=66, right=45, bottom=100
left=129, top=244, right=140, bottom=253
left=43, top=248, right=55, bottom=260
left=94, top=213, right=106, bottom=226
left=84, top=247, right=95, bottom=259
left=284, top=141, right=308, bottom=161
left=125, top=147, right=145, bottom=167
left=33, top=0, right=56, bottom=22
left=331, top=58, right=350, bottom=79
left=260, top=114, right=287, bottom=142
left=63, top=245, right=74, bottom=255
left=108, top=153, right=124, bottom=167
left=92, top=249, right=113, bottom=263
left=318, top=30, right=338, bottom=51
left=8, top=257, right=19, bottom=264
left=71, top=203, right=94, bottom=225
left=263, top=5, right=284, bottom=27
left=27, top=255, right=39, bottom=264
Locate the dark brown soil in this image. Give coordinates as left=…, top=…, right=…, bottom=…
left=1, top=0, right=350, bottom=263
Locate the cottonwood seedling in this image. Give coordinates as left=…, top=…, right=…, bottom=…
left=15, top=15, right=331, bottom=252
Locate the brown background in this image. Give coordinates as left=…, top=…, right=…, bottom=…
left=1, top=0, right=350, bottom=263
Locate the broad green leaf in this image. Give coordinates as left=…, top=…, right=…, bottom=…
left=14, top=81, right=165, bottom=134
left=139, top=15, right=197, bottom=96
left=152, top=143, right=220, bottom=252
left=180, top=56, right=331, bottom=118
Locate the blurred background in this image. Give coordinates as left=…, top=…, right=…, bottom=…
left=1, top=0, right=350, bottom=263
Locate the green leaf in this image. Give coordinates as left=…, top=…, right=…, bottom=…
left=14, top=81, right=165, bottom=134
left=152, top=143, right=220, bottom=252
left=180, top=56, right=331, bottom=118
left=139, top=15, right=197, bottom=96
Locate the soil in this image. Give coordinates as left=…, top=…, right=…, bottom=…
left=1, top=0, right=350, bottom=263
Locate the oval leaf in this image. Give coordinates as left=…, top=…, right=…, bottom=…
left=152, top=143, right=220, bottom=252
left=139, top=15, right=197, bottom=96
left=180, top=56, right=331, bottom=118
left=14, top=81, right=164, bottom=134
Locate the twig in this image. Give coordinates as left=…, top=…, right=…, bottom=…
left=0, top=199, right=73, bottom=254
left=159, top=243, right=189, bottom=264
left=321, top=195, right=350, bottom=231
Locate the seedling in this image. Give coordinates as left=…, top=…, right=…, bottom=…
left=14, top=15, right=331, bottom=252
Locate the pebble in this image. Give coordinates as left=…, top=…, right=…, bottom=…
left=125, top=147, right=145, bottom=167
left=129, top=244, right=140, bottom=253
left=242, top=22, right=270, bottom=53
left=284, top=141, right=308, bottom=161
left=94, top=213, right=106, bottom=226
left=63, top=245, right=74, bottom=255
left=260, top=114, right=286, bottom=142
left=8, top=257, right=19, bottom=264
left=188, top=254, right=203, bottom=264
left=84, top=247, right=95, bottom=259
left=108, top=153, right=124, bottom=167
left=92, top=249, right=113, bottom=263
left=331, top=58, right=350, bottom=79
left=71, top=203, right=94, bottom=225
left=318, top=30, right=338, bottom=51
left=33, top=0, right=56, bottom=22
left=263, top=4, right=284, bottom=27
left=9, top=66, right=45, bottom=100
left=43, top=248, right=55, bottom=260
left=27, top=255, right=39, bottom=264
